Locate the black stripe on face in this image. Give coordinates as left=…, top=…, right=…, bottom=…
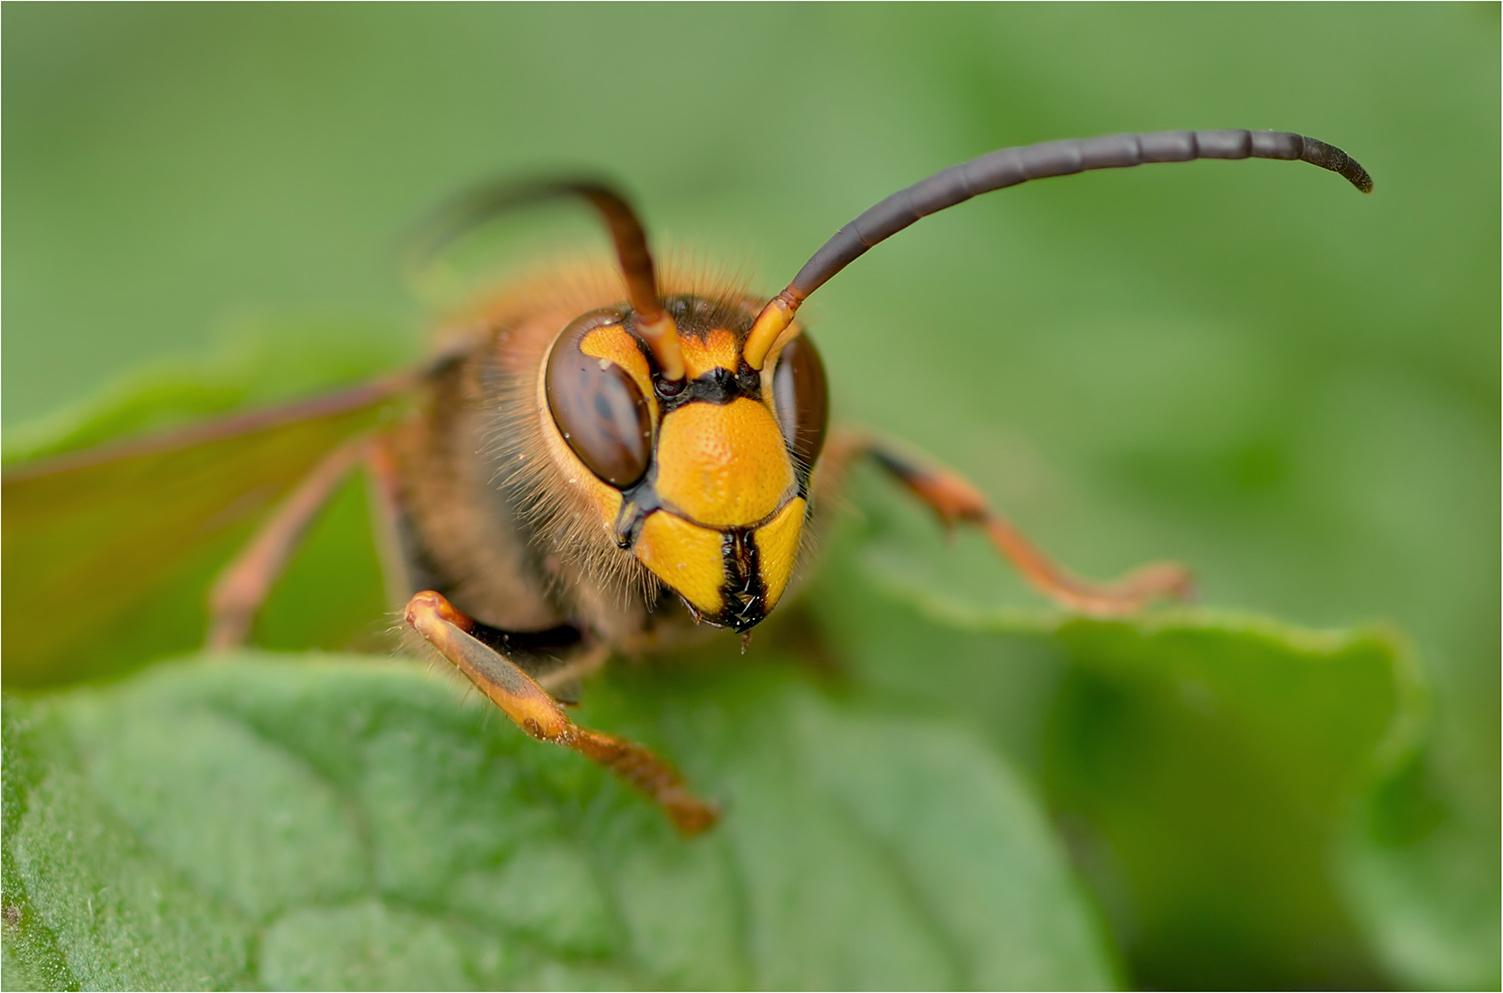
left=657, top=365, right=763, bottom=414
left=714, top=527, right=768, bottom=632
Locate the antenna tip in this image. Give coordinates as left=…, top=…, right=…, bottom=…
left=1347, top=163, right=1375, bottom=194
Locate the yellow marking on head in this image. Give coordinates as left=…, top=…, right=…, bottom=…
left=678, top=328, right=740, bottom=378
left=584, top=477, right=624, bottom=530
left=755, top=496, right=805, bottom=612
left=634, top=512, right=725, bottom=616
left=580, top=325, right=655, bottom=411
left=655, top=398, right=794, bottom=527
left=556, top=442, right=626, bottom=537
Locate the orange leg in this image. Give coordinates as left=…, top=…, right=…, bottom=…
left=207, top=434, right=411, bottom=649
left=208, top=438, right=369, bottom=649
left=404, top=591, right=719, bottom=836
left=837, top=433, right=1192, bottom=616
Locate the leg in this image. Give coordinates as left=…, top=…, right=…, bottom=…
left=842, top=432, right=1192, bottom=616
left=207, top=438, right=371, bottom=649
left=462, top=616, right=609, bottom=704
left=209, top=433, right=418, bottom=650
left=405, top=590, right=719, bottom=835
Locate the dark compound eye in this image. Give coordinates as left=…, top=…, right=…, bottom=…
left=546, top=316, right=653, bottom=488
left=771, top=334, right=829, bottom=469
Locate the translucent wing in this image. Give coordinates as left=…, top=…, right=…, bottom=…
left=3, top=380, right=409, bottom=688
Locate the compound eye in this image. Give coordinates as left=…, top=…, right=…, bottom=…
left=546, top=318, right=653, bottom=488
left=771, top=334, right=829, bottom=469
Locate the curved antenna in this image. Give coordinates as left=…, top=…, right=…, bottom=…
left=743, top=129, right=1374, bottom=370
left=413, top=179, right=686, bottom=382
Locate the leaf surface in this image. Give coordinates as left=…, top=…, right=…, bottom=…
left=807, top=491, right=1458, bottom=988
left=2, top=653, right=1115, bottom=991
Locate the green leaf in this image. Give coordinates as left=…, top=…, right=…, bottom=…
left=809, top=493, right=1453, bottom=988
left=2, top=653, right=1115, bottom=990
left=1336, top=748, right=1502, bottom=990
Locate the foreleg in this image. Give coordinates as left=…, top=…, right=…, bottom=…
left=404, top=590, right=719, bottom=835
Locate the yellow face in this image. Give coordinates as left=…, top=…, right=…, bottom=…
left=543, top=298, right=828, bottom=630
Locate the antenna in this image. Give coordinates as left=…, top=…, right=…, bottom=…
left=743, top=130, right=1373, bottom=370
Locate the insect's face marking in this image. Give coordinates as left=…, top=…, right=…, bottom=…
left=541, top=294, right=829, bottom=631
left=654, top=399, right=792, bottom=526
left=679, top=328, right=740, bottom=377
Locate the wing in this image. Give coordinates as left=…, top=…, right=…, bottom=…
left=3, top=379, right=412, bottom=688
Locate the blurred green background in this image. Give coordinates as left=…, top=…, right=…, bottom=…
left=4, top=5, right=1497, bottom=990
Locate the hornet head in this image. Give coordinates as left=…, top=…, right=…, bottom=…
left=543, top=294, right=827, bottom=630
